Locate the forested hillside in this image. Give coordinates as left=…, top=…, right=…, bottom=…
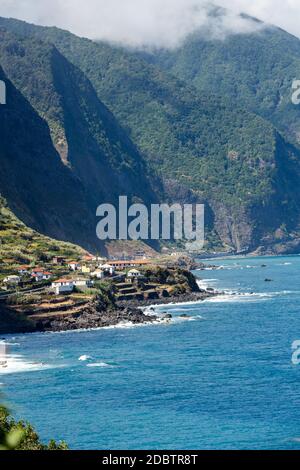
left=1, top=15, right=300, bottom=253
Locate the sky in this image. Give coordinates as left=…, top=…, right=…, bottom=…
left=0, top=0, right=299, bottom=48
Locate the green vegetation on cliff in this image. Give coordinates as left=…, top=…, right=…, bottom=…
left=0, top=27, right=159, bottom=253
left=1, top=16, right=300, bottom=252
left=150, top=22, right=300, bottom=147
left=0, top=195, right=83, bottom=272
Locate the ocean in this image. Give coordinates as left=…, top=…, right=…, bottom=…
left=1, top=255, right=300, bottom=450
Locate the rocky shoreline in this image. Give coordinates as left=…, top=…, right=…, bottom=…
left=34, top=289, right=217, bottom=333
left=117, top=289, right=216, bottom=309
left=0, top=288, right=218, bottom=334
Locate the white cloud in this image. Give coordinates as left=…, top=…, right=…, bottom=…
left=218, top=0, right=300, bottom=38
left=0, top=0, right=298, bottom=48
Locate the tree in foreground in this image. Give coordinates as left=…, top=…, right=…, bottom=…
left=0, top=405, right=68, bottom=450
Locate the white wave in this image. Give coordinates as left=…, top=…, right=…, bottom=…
left=196, top=279, right=217, bottom=291
left=102, top=320, right=159, bottom=330
left=86, top=362, right=113, bottom=368
left=78, top=355, right=92, bottom=361
left=204, top=294, right=269, bottom=303
left=0, top=354, right=53, bottom=375
left=202, top=290, right=294, bottom=303
left=142, top=299, right=208, bottom=311
left=172, top=314, right=203, bottom=323
left=162, top=307, right=194, bottom=313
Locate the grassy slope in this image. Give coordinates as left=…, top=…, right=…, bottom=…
left=0, top=196, right=84, bottom=276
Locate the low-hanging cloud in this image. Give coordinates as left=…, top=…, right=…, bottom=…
left=0, top=0, right=298, bottom=49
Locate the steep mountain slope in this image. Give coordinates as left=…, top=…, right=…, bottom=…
left=2, top=17, right=300, bottom=253
left=145, top=16, right=300, bottom=147
left=0, top=65, right=97, bottom=249
left=0, top=29, right=157, bottom=207
left=0, top=29, right=160, bottom=252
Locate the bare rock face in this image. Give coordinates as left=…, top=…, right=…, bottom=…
left=210, top=200, right=253, bottom=254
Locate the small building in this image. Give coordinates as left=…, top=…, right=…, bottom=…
left=3, top=275, right=21, bottom=286
left=133, top=250, right=146, bottom=259
left=81, top=265, right=91, bottom=274
left=52, top=279, right=74, bottom=295
left=91, top=269, right=105, bottom=280
left=31, top=268, right=52, bottom=282
left=72, top=279, right=94, bottom=289
left=108, top=260, right=151, bottom=270
left=82, top=254, right=96, bottom=263
left=18, top=265, right=30, bottom=275
left=33, top=271, right=52, bottom=282
left=127, top=269, right=143, bottom=280
left=52, top=256, right=66, bottom=266
left=32, top=267, right=44, bottom=275
left=99, top=264, right=115, bottom=276
left=68, top=261, right=81, bottom=271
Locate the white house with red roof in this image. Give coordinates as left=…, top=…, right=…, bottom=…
left=31, top=268, right=52, bottom=282
left=68, top=261, right=81, bottom=271
left=18, top=265, right=30, bottom=275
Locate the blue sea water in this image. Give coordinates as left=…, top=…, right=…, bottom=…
left=1, top=255, right=300, bottom=450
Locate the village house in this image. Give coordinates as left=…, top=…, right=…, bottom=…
left=52, top=256, right=66, bottom=266
left=90, top=269, right=105, bottom=280
left=108, top=260, right=151, bottom=270
left=68, top=261, right=81, bottom=271
left=81, top=265, right=91, bottom=274
left=127, top=269, right=145, bottom=284
left=3, top=275, right=21, bottom=287
left=99, top=263, right=115, bottom=276
left=31, top=267, right=44, bottom=279
left=127, top=269, right=143, bottom=279
left=133, top=250, right=147, bottom=259
left=32, top=267, right=44, bottom=275
left=82, top=254, right=97, bottom=263
left=72, top=279, right=94, bottom=288
left=32, top=271, right=52, bottom=282
left=51, top=279, right=74, bottom=295
left=18, top=265, right=30, bottom=275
